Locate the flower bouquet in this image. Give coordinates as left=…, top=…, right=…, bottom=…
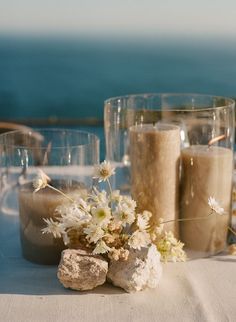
left=35, top=161, right=235, bottom=292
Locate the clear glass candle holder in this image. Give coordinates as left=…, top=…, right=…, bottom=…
left=0, top=129, right=99, bottom=264
left=104, top=93, right=235, bottom=257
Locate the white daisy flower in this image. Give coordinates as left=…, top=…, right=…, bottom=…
left=90, top=189, right=109, bottom=207
left=208, top=197, right=224, bottom=215
left=76, top=197, right=91, bottom=213
left=119, top=195, right=136, bottom=213
left=91, top=206, right=111, bottom=227
left=56, top=203, right=91, bottom=229
left=128, top=230, right=151, bottom=250
left=114, top=204, right=135, bottom=227
left=92, top=239, right=111, bottom=255
left=33, top=169, right=50, bottom=192
left=93, top=160, right=115, bottom=182
left=110, top=190, right=121, bottom=202
left=83, top=224, right=105, bottom=244
left=41, top=218, right=64, bottom=238
left=137, top=211, right=152, bottom=231
left=156, top=231, right=186, bottom=262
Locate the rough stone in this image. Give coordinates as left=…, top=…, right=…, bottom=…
left=57, top=249, right=108, bottom=291
left=107, top=244, right=162, bottom=292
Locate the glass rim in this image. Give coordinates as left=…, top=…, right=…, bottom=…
left=0, top=128, right=100, bottom=150
left=104, top=93, right=235, bottom=112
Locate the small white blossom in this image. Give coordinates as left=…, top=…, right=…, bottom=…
left=83, top=224, right=105, bottom=244
left=56, top=203, right=91, bottom=229
left=91, top=206, right=111, bottom=227
left=76, top=197, right=91, bottom=213
left=109, top=247, right=129, bottom=261
left=93, top=160, right=115, bottom=182
left=114, top=204, right=135, bottom=227
left=108, top=219, right=122, bottom=231
left=119, top=195, right=136, bottom=213
left=208, top=197, right=224, bottom=215
left=41, top=218, right=64, bottom=238
left=137, top=211, right=152, bottom=231
left=128, top=230, right=151, bottom=250
left=33, top=169, right=50, bottom=192
left=110, top=190, right=121, bottom=202
left=90, top=189, right=109, bottom=207
left=92, top=239, right=111, bottom=254
left=156, top=231, right=186, bottom=262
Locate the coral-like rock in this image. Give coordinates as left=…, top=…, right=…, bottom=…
left=107, top=244, right=162, bottom=292
left=57, top=249, right=108, bottom=291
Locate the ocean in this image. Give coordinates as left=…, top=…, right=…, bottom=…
left=1, top=35, right=236, bottom=158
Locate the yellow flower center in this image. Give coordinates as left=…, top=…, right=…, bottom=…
left=97, top=209, right=106, bottom=219
left=100, top=169, right=109, bottom=177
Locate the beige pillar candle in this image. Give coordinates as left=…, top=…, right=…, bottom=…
left=180, top=145, right=233, bottom=255
left=129, top=124, right=180, bottom=236
left=19, top=180, right=87, bottom=265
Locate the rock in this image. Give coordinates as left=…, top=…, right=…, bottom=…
left=57, top=249, right=108, bottom=291
left=107, top=244, right=162, bottom=292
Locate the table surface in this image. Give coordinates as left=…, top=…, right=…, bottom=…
left=1, top=211, right=236, bottom=322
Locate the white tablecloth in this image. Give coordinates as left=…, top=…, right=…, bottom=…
left=0, top=212, right=236, bottom=322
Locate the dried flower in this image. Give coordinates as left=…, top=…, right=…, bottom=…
left=91, top=206, right=111, bottom=227
left=93, top=239, right=111, bottom=255
left=90, top=188, right=109, bottom=207
left=114, top=205, right=135, bottom=227
left=128, top=230, right=151, bottom=250
left=33, top=169, right=50, bottom=192
left=208, top=197, right=224, bottom=215
left=109, top=247, right=129, bottom=261
left=56, top=203, right=91, bottom=229
left=93, top=160, right=115, bottom=182
left=110, top=190, right=121, bottom=202
left=83, top=224, right=105, bottom=244
left=41, top=218, right=64, bottom=238
left=228, top=243, right=236, bottom=255
left=136, top=211, right=152, bottom=231
left=41, top=161, right=186, bottom=262
left=156, top=231, right=186, bottom=262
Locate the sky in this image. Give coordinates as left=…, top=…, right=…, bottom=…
left=0, top=0, right=236, bottom=38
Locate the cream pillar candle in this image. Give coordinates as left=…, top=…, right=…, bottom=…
left=129, top=124, right=180, bottom=236
left=19, top=180, right=87, bottom=264
left=180, top=145, right=233, bottom=255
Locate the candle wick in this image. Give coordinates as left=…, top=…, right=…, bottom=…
left=208, top=134, right=226, bottom=147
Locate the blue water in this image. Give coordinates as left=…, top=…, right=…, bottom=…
left=1, top=35, right=236, bottom=120
left=1, top=35, right=236, bottom=160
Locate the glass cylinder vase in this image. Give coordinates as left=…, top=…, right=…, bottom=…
left=0, top=128, right=99, bottom=264
left=104, top=93, right=235, bottom=257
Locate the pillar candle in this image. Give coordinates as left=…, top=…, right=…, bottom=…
left=180, top=145, right=233, bottom=255
left=19, top=180, right=87, bottom=264
left=129, top=124, right=180, bottom=236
